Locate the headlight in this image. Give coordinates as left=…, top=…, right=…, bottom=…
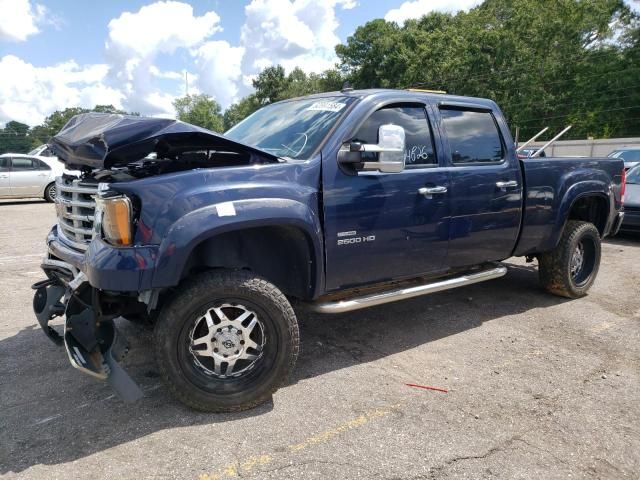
left=96, top=195, right=133, bottom=246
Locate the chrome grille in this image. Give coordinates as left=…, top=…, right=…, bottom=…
left=55, top=176, right=99, bottom=251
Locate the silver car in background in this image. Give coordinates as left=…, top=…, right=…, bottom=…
left=608, top=147, right=640, bottom=170
left=0, top=153, right=77, bottom=202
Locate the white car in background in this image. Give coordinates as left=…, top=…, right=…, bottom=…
left=0, top=153, right=78, bottom=202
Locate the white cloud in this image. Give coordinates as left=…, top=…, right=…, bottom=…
left=105, top=1, right=222, bottom=115
left=193, top=41, right=245, bottom=107
left=0, top=0, right=47, bottom=41
left=0, top=55, right=123, bottom=125
left=0, top=0, right=357, bottom=125
left=385, top=0, right=482, bottom=25
left=239, top=0, right=352, bottom=84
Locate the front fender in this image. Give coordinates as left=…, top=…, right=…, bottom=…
left=151, top=198, right=324, bottom=291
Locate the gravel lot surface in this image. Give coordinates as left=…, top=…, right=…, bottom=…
left=1, top=199, right=639, bottom=479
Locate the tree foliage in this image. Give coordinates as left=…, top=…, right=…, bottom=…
left=336, top=0, right=639, bottom=139
left=173, top=94, right=224, bottom=132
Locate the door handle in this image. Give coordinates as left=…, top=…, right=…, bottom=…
left=418, top=186, right=448, bottom=197
left=38, top=173, right=48, bottom=177
left=0, top=174, right=8, bottom=179
left=496, top=180, right=518, bottom=190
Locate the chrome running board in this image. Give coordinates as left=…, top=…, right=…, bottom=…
left=310, top=266, right=508, bottom=314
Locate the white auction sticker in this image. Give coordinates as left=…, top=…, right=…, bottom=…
left=306, top=101, right=346, bottom=112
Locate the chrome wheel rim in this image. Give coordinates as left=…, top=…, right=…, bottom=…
left=188, top=303, right=265, bottom=378
left=48, top=185, right=56, bottom=200
left=570, top=242, right=585, bottom=279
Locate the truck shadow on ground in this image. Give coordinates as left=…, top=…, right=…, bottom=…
left=1, top=261, right=569, bottom=473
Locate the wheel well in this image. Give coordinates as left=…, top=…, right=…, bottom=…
left=183, top=226, right=316, bottom=300
left=568, top=195, right=607, bottom=235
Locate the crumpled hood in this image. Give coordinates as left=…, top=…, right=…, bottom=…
left=50, top=112, right=277, bottom=169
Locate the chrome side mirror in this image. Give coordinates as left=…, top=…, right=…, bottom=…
left=338, top=124, right=406, bottom=173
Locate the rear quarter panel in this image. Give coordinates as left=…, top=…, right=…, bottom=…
left=514, top=157, right=624, bottom=256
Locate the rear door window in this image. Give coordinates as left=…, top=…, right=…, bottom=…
left=0, top=158, right=10, bottom=171
left=440, top=108, right=504, bottom=164
left=620, top=150, right=640, bottom=161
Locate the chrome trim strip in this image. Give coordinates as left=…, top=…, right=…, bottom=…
left=310, top=266, right=508, bottom=314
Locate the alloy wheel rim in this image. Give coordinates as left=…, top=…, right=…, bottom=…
left=570, top=241, right=585, bottom=279
left=188, top=303, right=266, bottom=378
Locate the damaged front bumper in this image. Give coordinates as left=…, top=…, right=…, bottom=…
left=32, top=259, right=143, bottom=402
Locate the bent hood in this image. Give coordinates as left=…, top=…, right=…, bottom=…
left=50, top=112, right=277, bottom=169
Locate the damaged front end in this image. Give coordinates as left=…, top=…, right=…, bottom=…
left=32, top=265, right=144, bottom=402
left=32, top=266, right=144, bottom=402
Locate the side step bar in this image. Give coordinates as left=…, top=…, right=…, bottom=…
left=310, top=266, right=508, bottom=314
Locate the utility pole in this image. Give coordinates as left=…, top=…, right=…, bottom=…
left=185, top=71, right=189, bottom=97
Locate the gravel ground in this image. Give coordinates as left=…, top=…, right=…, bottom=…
left=0, top=199, right=638, bottom=479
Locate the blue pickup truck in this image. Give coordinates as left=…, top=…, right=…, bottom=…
left=32, top=88, right=626, bottom=411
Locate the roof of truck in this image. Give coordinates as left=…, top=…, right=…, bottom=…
left=283, top=88, right=499, bottom=109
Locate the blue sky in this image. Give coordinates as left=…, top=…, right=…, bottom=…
left=0, top=0, right=492, bottom=125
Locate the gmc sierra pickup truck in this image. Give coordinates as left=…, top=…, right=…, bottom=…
left=32, top=89, right=626, bottom=412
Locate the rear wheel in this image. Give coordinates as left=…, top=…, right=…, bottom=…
left=538, top=220, right=601, bottom=298
left=153, top=270, right=299, bottom=412
left=44, top=183, right=56, bottom=202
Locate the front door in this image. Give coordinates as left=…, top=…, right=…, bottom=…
left=323, top=103, right=451, bottom=290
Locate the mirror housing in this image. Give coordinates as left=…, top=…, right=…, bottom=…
left=338, top=124, right=406, bottom=173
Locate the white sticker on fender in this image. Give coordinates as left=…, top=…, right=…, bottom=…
left=216, top=202, right=236, bottom=217
left=306, top=101, right=346, bottom=112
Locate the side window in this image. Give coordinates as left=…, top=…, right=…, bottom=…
left=34, top=159, right=51, bottom=170
left=0, top=158, right=10, bottom=172
left=620, top=150, right=640, bottom=161
left=354, top=104, right=437, bottom=167
left=440, top=108, right=504, bottom=164
left=11, top=158, right=37, bottom=171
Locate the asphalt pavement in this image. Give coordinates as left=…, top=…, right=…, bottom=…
left=1, top=199, right=638, bottom=479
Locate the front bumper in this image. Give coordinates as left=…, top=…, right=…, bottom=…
left=46, top=225, right=158, bottom=292
left=33, top=253, right=144, bottom=403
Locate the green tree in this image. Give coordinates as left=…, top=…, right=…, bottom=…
left=173, top=94, right=224, bottom=132
left=335, top=0, right=638, bottom=139
left=0, top=121, right=32, bottom=153
left=223, top=94, right=261, bottom=131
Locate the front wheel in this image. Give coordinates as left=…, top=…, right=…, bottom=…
left=538, top=220, right=601, bottom=298
left=153, top=270, right=299, bottom=412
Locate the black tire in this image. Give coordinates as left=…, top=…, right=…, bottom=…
left=153, top=270, right=299, bottom=412
left=538, top=220, right=601, bottom=298
left=44, top=183, right=56, bottom=202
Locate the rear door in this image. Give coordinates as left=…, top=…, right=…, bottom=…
left=9, top=157, right=51, bottom=196
left=436, top=105, right=522, bottom=268
left=0, top=157, right=10, bottom=196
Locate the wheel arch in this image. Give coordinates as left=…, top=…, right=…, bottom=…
left=547, top=180, right=612, bottom=251
left=151, top=198, right=324, bottom=300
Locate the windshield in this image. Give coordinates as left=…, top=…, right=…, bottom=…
left=225, top=96, right=355, bottom=160
left=627, top=165, right=640, bottom=184
left=28, top=145, right=43, bottom=155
